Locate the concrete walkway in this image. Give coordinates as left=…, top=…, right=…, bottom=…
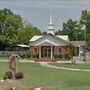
left=40, top=62, right=90, bottom=72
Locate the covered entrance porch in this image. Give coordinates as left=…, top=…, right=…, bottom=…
left=39, top=46, right=53, bottom=59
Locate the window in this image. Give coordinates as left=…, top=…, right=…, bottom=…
left=58, top=48, right=62, bottom=55
left=58, top=48, right=63, bottom=58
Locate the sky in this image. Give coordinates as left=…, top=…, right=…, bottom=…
left=0, top=0, right=90, bottom=32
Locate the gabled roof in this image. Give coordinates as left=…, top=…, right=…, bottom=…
left=36, top=39, right=58, bottom=46
left=70, top=41, right=85, bottom=46
left=17, top=44, right=29, bottom=48
left=30, top=36, right=43, bottom=41
left=56, top=35, right=69, bottom=41
left=30, top=34, right=69, bottom=46
left=30, top=35, right=69, bottom=42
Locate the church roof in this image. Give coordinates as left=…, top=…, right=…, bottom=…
left=30, top=36, right=43, bottom=41
left=56, top=35, right=69, bottom=41
left=30, top=34, right=69, bottom=42
left=17, top=44, right=29, bottom=48
left=70, top=41, right=85, bottom=46
left=29, top=34, right=69, bottom=46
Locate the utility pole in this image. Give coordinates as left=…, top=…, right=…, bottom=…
left=83, top=25, right=87, bottom=63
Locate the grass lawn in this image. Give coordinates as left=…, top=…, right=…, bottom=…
left=0, top=57, right=8, bottom=60
left=0, top=62, right=90, bottom=90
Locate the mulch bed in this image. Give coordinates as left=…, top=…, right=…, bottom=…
left=0, top=79, right=47, bottom=90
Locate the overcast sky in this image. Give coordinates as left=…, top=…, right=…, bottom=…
left=0, top=0, right=90, bottom=31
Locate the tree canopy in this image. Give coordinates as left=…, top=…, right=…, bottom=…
left=0, top=8, right=90, bottom=50
left=56, top=9, right=90, bottom=47
left=0, top=8, right=41, bottom=50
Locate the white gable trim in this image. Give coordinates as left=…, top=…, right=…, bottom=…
left=36, top=39, right=58, bottom=46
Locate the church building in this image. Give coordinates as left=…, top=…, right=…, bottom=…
left=29, top=15, right=84, bottom=61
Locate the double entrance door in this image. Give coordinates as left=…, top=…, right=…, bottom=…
left=42, top=47, right=51, bottom=58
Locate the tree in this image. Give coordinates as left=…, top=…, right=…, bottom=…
left=42, top=31, right=47, bottom=35
left=0, top=8, right=14, bottom=35
left=17, top=24, right=41, bottom=44
left=0, top=8, right=41, bottom=50
left=55, top=29, right=62, bottom=35
left=62, top=19, right=83, bottom=41
left=0, top=8, right=23, bottom=49
left=80, top=9, right=90, bottom=21
left=68, top=43, right=75, bottom=64
left=80, top=9, right=90, bottom=47
left=87, top=33, right=90, bottom=46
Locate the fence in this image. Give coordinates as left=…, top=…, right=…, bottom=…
left=0, top=51, right=29, bottom=58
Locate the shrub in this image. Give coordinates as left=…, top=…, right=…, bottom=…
left=3, top=71, right=13, bottom=80
left=54, top=54, right=58, bottom=59
left=15, top=72, right=24, bottom=79
left=32, top=53, right=39, bottom=58
left=52, top=59, right=57, bottom=62
left=34, top=59, right=39, bottom=62
left=64, top=52, right=70, bottom=59
left=64, top=52, right=71, bottom=60
left=32, top=54, right=36, bottom=58
left=58, top=53, right=63, bottom=58
left=25, top=51, right=31, bottom=58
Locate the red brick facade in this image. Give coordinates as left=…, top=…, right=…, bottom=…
left=29, top=46, right=68, bottom=61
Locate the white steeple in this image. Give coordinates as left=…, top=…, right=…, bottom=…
left=49, top=14, right=52, bottom=24
left=47, top=14, right=55, bottom=35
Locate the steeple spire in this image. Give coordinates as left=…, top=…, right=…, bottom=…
left=47, top=14, right=55, bottom=35
left=49, top=14, right=52, bottom=24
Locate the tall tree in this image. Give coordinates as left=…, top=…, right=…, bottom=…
left=62, top=19, right=83, bottom=41
left=17, top=24, right=41, bottom=44
left=80, top=9, right=90, bottom=46
left=55, top=29, right=62, bottom=35
left=42, top=31, right=47, bottom=36
left=0, top=8, right=23, bottom=46
left=0, top=8, right=41, bottom=50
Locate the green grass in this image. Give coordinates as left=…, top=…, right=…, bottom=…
left=0, top=62, right=90, bottom=90
left=0, top=57, right=8, bottom=60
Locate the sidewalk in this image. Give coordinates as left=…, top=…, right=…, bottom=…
left=40, top=62, right=90, bottom=72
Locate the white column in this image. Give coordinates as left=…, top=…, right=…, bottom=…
left=39, top=46, right=41, bottom=59
left=51, top=46, right=53, bottom=59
